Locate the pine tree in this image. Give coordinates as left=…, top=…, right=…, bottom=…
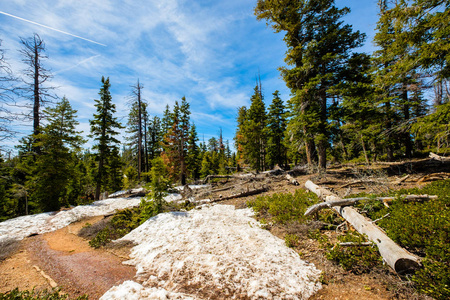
left=243, top=85, right=267, bottom=172
left=267, top=90, right=287, bottom=168
left=186, top=123, right=200, bottom=179
left=89, top=77, right=123, bottom=200
left=126, top=80, right=145, bottom=180
left=256, top=0, right=365, bottom=170
left=32, top=97, right=85, bottom=211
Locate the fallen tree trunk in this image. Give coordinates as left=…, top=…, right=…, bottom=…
left=202, top=175, right=235, bottom=183
left=393, top=174, right=410, bottom=185
left=339, top=180, right=380, bottom=189
left=304, top=194, right=438, bottom=216
left=429, top=152, right=450, bottom=161
left=305, top=180, right=421, bottom=274
left=286, top=174, right=299, bottom=186
left=210, top=187, right=268, bottom=203
left=417, top=172, right=450, bottom=183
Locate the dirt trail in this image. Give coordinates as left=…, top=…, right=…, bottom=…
left=0, top=216, right=135, bottom=299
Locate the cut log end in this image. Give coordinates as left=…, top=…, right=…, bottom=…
left=395, top=258, right=421, bottom=275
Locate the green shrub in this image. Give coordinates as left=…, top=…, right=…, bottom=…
left=326, top=231, right=383, bottom=274
left=284, top=234, right=299, bottom=248
left=247, top=189, right=319, bottom=224
left=353, top=180, right=450, bottom=299
left=88, top=207, right=142, bottom=248
left=0, top=288, right=87, bottom=300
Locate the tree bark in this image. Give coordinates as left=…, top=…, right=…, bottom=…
left=305, top=180, right=421, bottom=274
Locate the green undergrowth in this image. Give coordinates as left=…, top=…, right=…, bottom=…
left=247, top=189, right=321, bottom=224
left=351, top=179, right=450, bottom=299
left=0, top=288, right=88, bottom=300
left=248, top=181, right=450, bottom=299
left=83, top=198, right=194, bottom=249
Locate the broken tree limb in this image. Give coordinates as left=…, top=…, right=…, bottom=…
left=393, top=174, right=410, bottom=185
left=304, top=194, right=438, bottom=216
left=339, top=180, right=380, bottom=189
left=305, top=180, right=421, bottom=274
left=202, top=175, right=235, bottom=184
left=210, top=186, right=268, bottom=203
left=417, top=172, right=450, bottom=183
left=339, top=242, right=373, bottom=247
left=429, top=152, right=450, bottom=161
left=286, top=174, right=299, bottom=186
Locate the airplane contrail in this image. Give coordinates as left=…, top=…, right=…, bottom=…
left=54, top=54, right=101, bottom=75
left=0, top=10, right=107, bottom=47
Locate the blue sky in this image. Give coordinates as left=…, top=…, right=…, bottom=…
left=0, top=0, right=380, bottom=152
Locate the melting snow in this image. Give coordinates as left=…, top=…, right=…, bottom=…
left=101, top=205, right=322, bottom=299
left=0, top=197, right=143, bottom=242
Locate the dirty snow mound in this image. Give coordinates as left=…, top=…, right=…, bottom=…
left=104, top=205, right=322, bottom=299
left=0, top=197, right=141, bottom=242
left=101, top=281, right=195, bottom=300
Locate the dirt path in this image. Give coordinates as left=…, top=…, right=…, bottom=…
left=0, top=216, right=135, bottom=299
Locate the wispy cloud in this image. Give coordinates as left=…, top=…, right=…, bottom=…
left=0, top=10, right=107, bottom=46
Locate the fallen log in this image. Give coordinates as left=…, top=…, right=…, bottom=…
left=202, top=175, right=235, bottom=184
left=286, top=174, right=299, bottom=186
left=429, top=152, right=450, bottom=161
left=393, top=174, right=410, bottom=185
left=417, top=172, right=450, bottom=183
left=339, top=180, right=379, bottom=189
left=210, top=186, right=268, bottom=203
left=304, top=194, right=438, bottom=216
left=305, top=180, right=421, bottom=274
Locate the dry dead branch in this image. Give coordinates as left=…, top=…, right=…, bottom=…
left=305, top=180, right=421, bottom=274
left=210, top=187, right=268, bottom=203
left=429, top=152, right=450, bottom=161
left=286, top=174, right=299, bottom=186
left=393, top=174, right=410, bottom=185
left=417, top=172, right=450, bottom=183
left=339, top=180, right=380, bottom=189
left=304, top=194, right=437, bottom=216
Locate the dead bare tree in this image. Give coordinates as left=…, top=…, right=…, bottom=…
left=18, top=33, right=56, bottom=151
left=0, top=39, right=19, bottom=147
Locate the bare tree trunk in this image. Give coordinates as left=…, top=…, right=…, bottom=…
left=361, top=134, right=369, bottom=164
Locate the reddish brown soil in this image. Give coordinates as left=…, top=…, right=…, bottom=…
left=0, top=216, right=135, bottom=299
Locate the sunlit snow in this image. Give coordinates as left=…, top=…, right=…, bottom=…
left=0, top=197, right=143, bottom=243
left=101, top=205, right=322, bottom=299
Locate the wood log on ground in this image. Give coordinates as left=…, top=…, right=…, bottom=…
left=305, top=180, right=421, bottom=274
left=202, top=175, right=235, bottom=184
left=429, top=152, right=450, bottom=161
left=339, top=242, right=373, bottom=247
left=339, top=180, right=379, bottom=189
left=393, top=174, right=410, bottom=185
left=304, top=194, right=438, bottom=216
left=417, top=172, right=450, bottom=183
left=210, top=186, right=268, bottom=203
left=286, top=174, right=299, bottom=186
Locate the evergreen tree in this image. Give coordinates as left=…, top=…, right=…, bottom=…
left=32, top=97, right=85, bottom=211
left=126, top=80, right=145, bottom=180
left=266, top=90, right=287, bottom=168
left=256, top=0, right=365, bottom=169
left=89, top=77, right=123, bottom=200
left=243, top=85, right=267, bottom=172
left=186, top=123, right=200, bottom=179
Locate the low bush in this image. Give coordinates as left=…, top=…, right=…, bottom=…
left=0, top=288, right=87, bottom=300
left=353, top=180, right=450, bottom=299
left=247, top=189, right=320, bottom=224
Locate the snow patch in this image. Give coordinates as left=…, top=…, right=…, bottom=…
left=0, top=197, right=141, bottom=242
left=104, top=205, right=322, bottom=299
left=100, top=281, right=195, bottom=300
